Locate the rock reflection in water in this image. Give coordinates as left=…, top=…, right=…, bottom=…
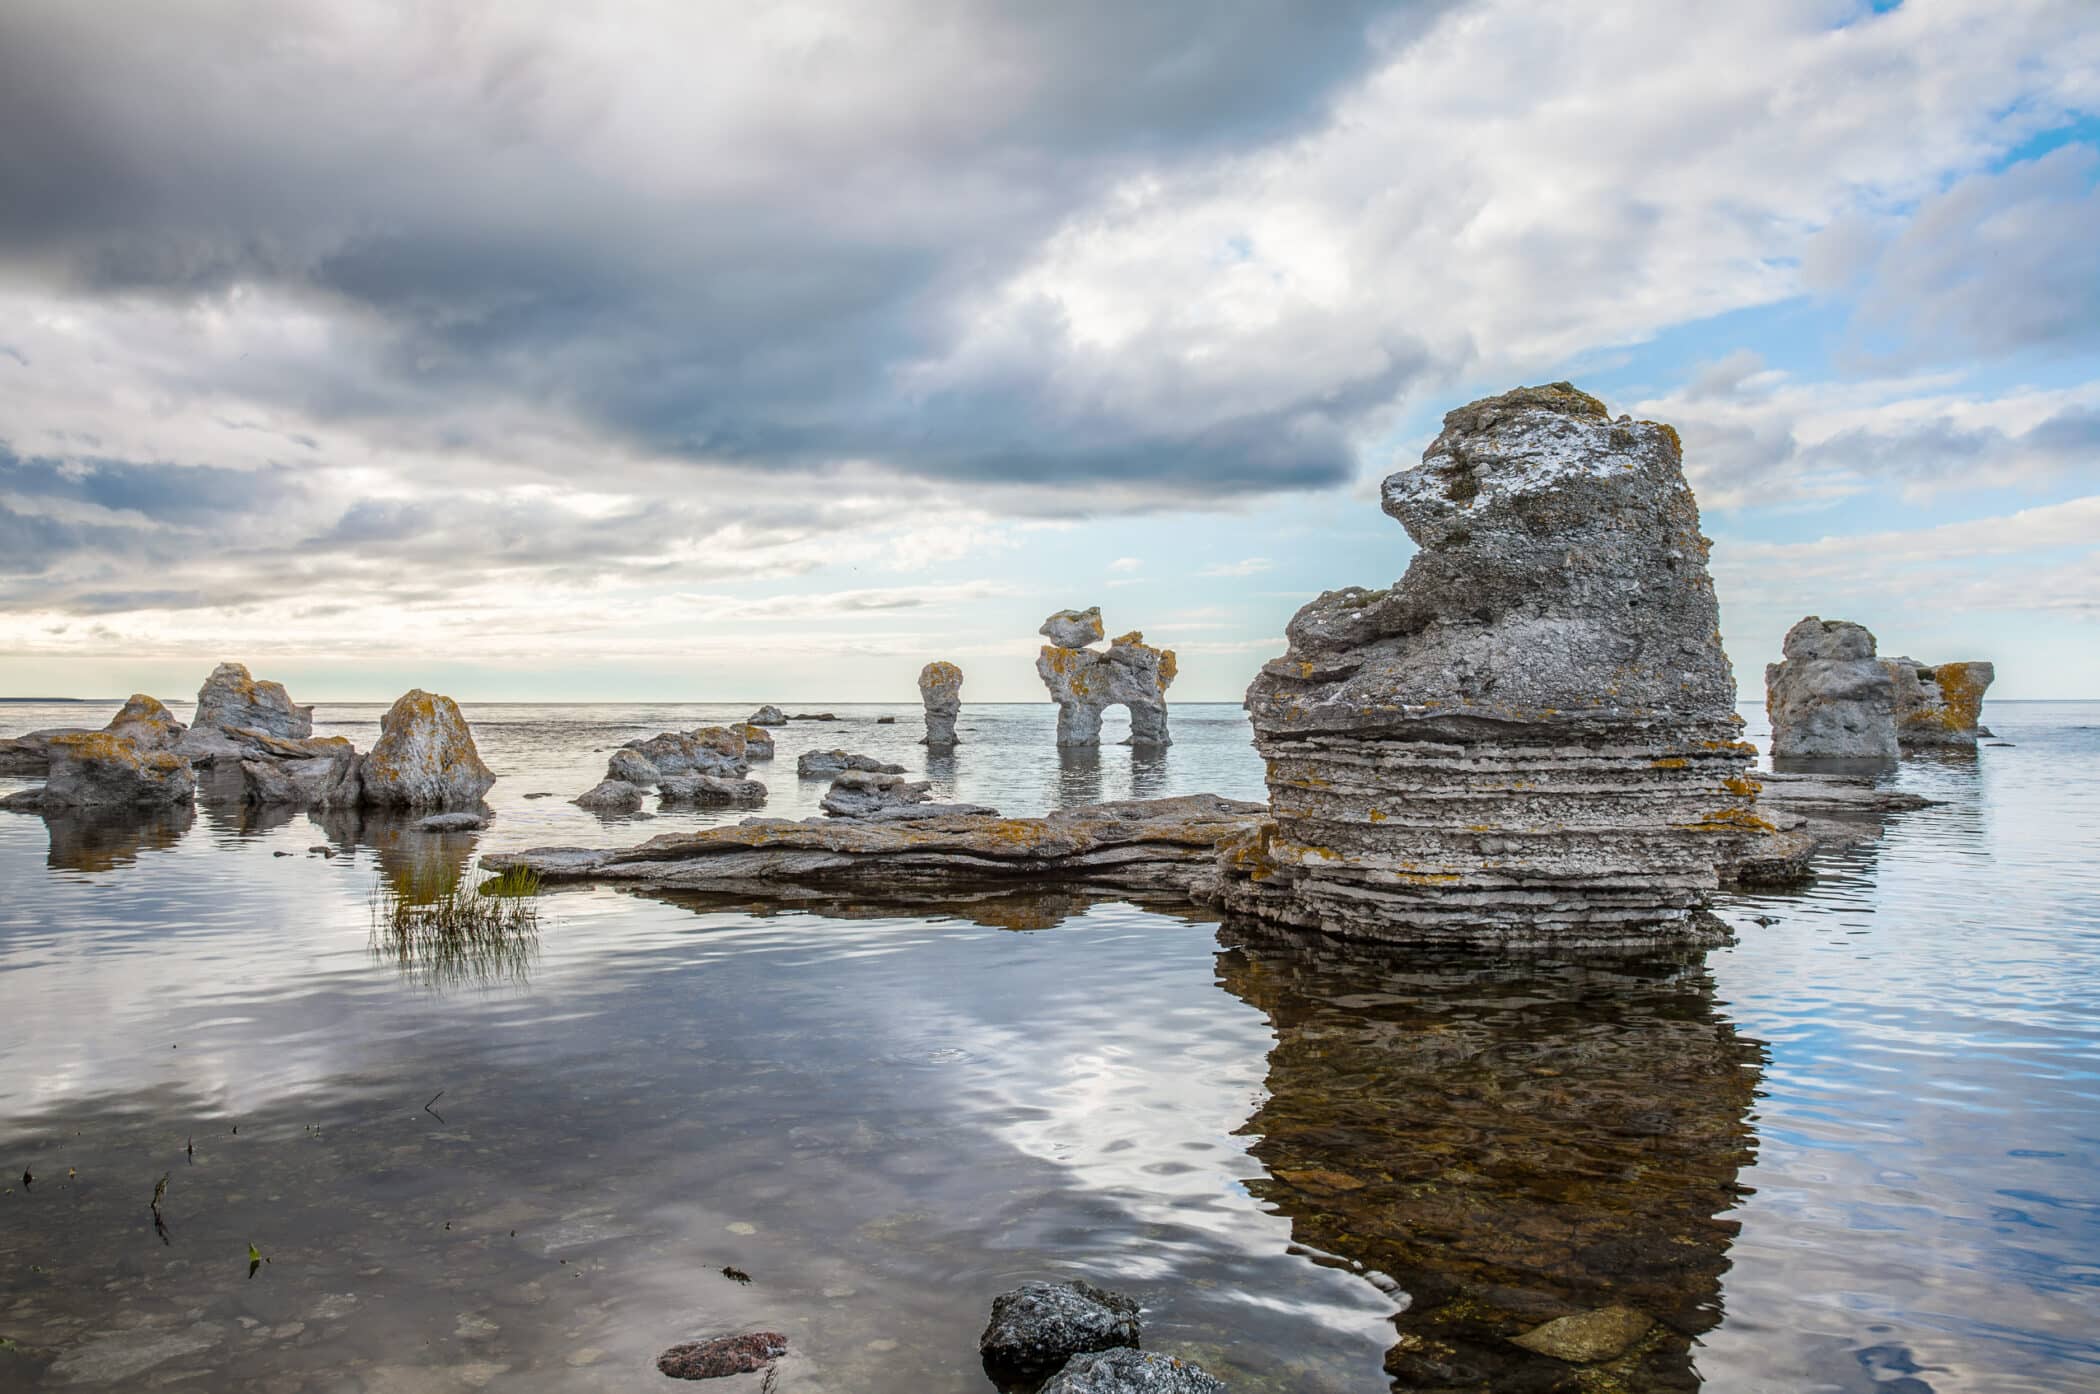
left=41, top=805, right=196, bottom=873
left=1217, top=924, right=1763, bottom=1392
left=649, top=884, right=1134, bottom=933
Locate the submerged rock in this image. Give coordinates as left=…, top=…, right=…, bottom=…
left=413, top=811, right=488, bottom=832
left=41, top=731, right=196, bottom=809
left=1037, top=615, right=1177, bottom=748
left=746, top=705, right=788, bottom=727
left=1042, top=1349, right=1225, bottom=1394
left=1508, top=1306, right=1655, bottom=1364
left=178, top=662, right=313, bottom=765
left=797, top=749, right=904, bottom=778
left=980, top=1279, right=1141, bottom=1382
left=919, top=661, right=964, bottom=745
left=819, top=769, right=934, bottom=817
left=789, top=711, right=838, bottom=721
left=1220, top=383, right=1760, bottom=945
left=657, top=1332, right=788, bottom=1380
left=486, top=794, right=1263, bottom=898
left=1884, top=657, right=1995, bottom=748
left=658, top=773, right=769, bottom=806
left=358, top=690, right=496, bottom=809
left=1765, top=618, right=1898, bottom=759
left=573, top=778, right=645, bottom=812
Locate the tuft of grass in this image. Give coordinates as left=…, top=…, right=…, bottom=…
left=371, top=864, right=539, bottom=989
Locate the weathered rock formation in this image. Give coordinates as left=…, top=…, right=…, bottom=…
left=980, top=1280, right=1140, bottom=1384
left=747, top=705, right=788, bottom=727
left=239, top=734, right=363, bottom=808
left=1036, top=613, right=1177, bottom=747
left=819, top=770, right=941, bottom=817
left=619, top=729, right=750, bottom=780
left=357, top=690, right=495, bottom=809
left=796, top=749, right=904, bottom=778
left=919, top=661, right=963, bottom=745
left=731, top=722, right=776, bottom=759
left=1884, top=656, right=1995, bottom=747
left=607, top=748, right=664, bottom=786
left=1218, top=383, right=1761, bottom=945
left=0, top=694, right=186, bottom=777
left=1765, top=617, right=1899, bottom=759
left=658, top=772, right=769, bottom=806
left=485, top=794, right=1264, bottom=898
left=1042, top=1350, right=1224, bottom=1394
left=573, top=779, right=646, bottom=813
left=40, top=731, right=197, bottom=809
left=177, top=661, right=314, bottom=765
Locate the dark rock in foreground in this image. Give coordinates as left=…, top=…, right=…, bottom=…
left=1220, top=384, right=1760, bottom=946
left=656, top=1332, right=788, bottom=1380
left=485, top=794, right=1264, bottom=899
left=1042, top=1349, right=1225, bottom=1393
left=980, top=1279, right=1141, bottom=1382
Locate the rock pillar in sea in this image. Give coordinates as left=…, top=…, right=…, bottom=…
left=1035, top=609, right=1177, bottom=748
left=1220, top=383, right=1760, bottom=944
left=1883, top=656, right=1994, bottom=748
left=919, top=661, right=963, bottom=745
left=1764, top=618, right=1899, bottom=759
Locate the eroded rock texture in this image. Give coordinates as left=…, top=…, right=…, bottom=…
left=1884, top=657, right=1995, bottom=748
left=239, top=734, right=363, bottom=808
left=979, top=1279, right=1140, bottom=1383
left=41, top=732, right=197, bottom=809
left=747, top=705, right=788, bottom=726
left=919, top=660, right=964, bottom=745
left=178, top=662, right=313, bottom=765
left=1765, top=617, right=1898, bottom=759
left=1036, top=614, right=1178, bottom=748
left=1219, top=384, right=1759, bottom=945
left=358, top=690, right=496, bottom=809
left=0, top=695, right=185, bottom=776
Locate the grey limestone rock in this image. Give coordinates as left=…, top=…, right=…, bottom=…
left=1040, top=606, right=1106, bottom=649
left=413, top=811, right=488, bottom=832
left=358, top=690, right=496, bottom=808
left=1042, top=1349, right=1226, bottom=1394
left=2, top=694, right=185, bottom=776
left=606, top=748, right=663, bottom=787
left=178, top=662, right=313, bottom=765
left=622, top=730, right=748, bottom=779
left=919, top=661, right=964, bottom=745
left=41, top=731, right=197, bottom=809
left=1037, top=617, right=1177, bottom=748
left=747, top=705, right=788, bottom=726
left=574, top=778, right=646, bottom=812
left=1218, top=383, right=1761, bottom=946
left=658, top=773, right=769, bottom=806
left=979, top=1279, right=1141, bottom=1382
left=819, top=769, right=934, bottom=817
left=0, top=786, right=46, bottom=812
left=1765, top=618, right=1898, bottom=759
left=239, top=735, right=363, bottom=808
left=797, top=749, right=904, bottom=778
left=1883, top=656, right=1994, bottom=748
left=731, top=723, right=776, bottom=759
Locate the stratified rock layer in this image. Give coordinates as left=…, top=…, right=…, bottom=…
left=1220, top=384, right=1759, bottom=945
left=1884, top=657, right=1994, bottom=748
left=1037, top=614, right=1177, bottom=747
left=1765, top=617, right=1899, bottom=759
left=919, top=661, right=963, bottom=745
left=358, top=690, right=495, bottom=809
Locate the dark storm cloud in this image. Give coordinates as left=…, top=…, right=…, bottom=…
left=0, top=1, right=1451, bottom=496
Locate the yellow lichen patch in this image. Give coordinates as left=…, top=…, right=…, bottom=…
left=1112, top=630, right=1144, bottom=646
left=1368, top=808, right=1386, bottom=824
left=1649, top=757, right=1688, bottom=769
left=1683, top=808, right=1776, bottom=833
left=1158, top=650, right=1178, bottom=685
left=1721, top=774, right=1762, bottom=798
left=1395, top=872, right=1463, bottom=886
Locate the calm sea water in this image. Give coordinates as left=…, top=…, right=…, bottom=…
left=0, top=699, right=2094, bottom=1392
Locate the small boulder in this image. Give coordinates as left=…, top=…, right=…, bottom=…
left=1884, top=657, right=1995, bottom=748
left=574, top=779, right=645, bottom=812
left=980, top=1279, right=1141, bottom=1382
left=622, top=732, right=747, bottom=778
left=41, top=732, right=196, bottom=809
left=876, top=715, right=897, bottom=724
left=746, top=705, right=788, bottom=727
left=1040, top=607, right=1106, bottom=649
left=1508, top=1306, right=1655, bottom=1364
left=820, top=770, right=934, bottom=817
left=657, top=1332, right=788, bottom=1380
left=358, top=690, right=497, bottom=808
left=606, top=748, right=662, bottom=787
left=797, top=749, right=905, bottom=778
left=104, top=694, right=187, bottom=750
left=1042, top=1349, right=1226, bottom=1394
left=659, top=774, right=769, bottom=806
left=789, top=711, right=838, bottom=721
left=413, top=811, right=488, bottom=832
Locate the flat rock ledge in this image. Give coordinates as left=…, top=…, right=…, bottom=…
left=485, top=794, right=1265, bottom=898
left=1216, top=384, right=1762, bottom=948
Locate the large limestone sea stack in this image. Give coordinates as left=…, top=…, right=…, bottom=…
left=1218, top=383, right=1760, bottom=944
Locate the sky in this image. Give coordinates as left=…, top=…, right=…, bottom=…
left=1, top=0, right=2095, bottom=704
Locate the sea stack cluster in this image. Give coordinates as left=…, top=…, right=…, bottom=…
left=1035, top=607, right=1177, bottom=747
left=1218, top=383, right=1760, bottom=944
left=1765, top=617, right=1995, bottom=757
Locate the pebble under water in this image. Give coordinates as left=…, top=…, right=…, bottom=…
left=0, top=699, right=2095, bottom=1392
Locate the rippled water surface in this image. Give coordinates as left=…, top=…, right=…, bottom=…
left=0, top=699, right=2094, bottom=1392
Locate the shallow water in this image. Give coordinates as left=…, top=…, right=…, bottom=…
left=0, top=699, right=2094, bottom=1391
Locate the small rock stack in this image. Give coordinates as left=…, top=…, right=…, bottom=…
left=1885, top=656, right=1994, bottom=748
left=1765, top=618, right=1899, bottom=759
left=919, top=661, right=963, bottom=745
left=1219, top=383, right=1761, bottom=945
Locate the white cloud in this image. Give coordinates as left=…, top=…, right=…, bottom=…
left=1199, top=557, right=1274, bottom=578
